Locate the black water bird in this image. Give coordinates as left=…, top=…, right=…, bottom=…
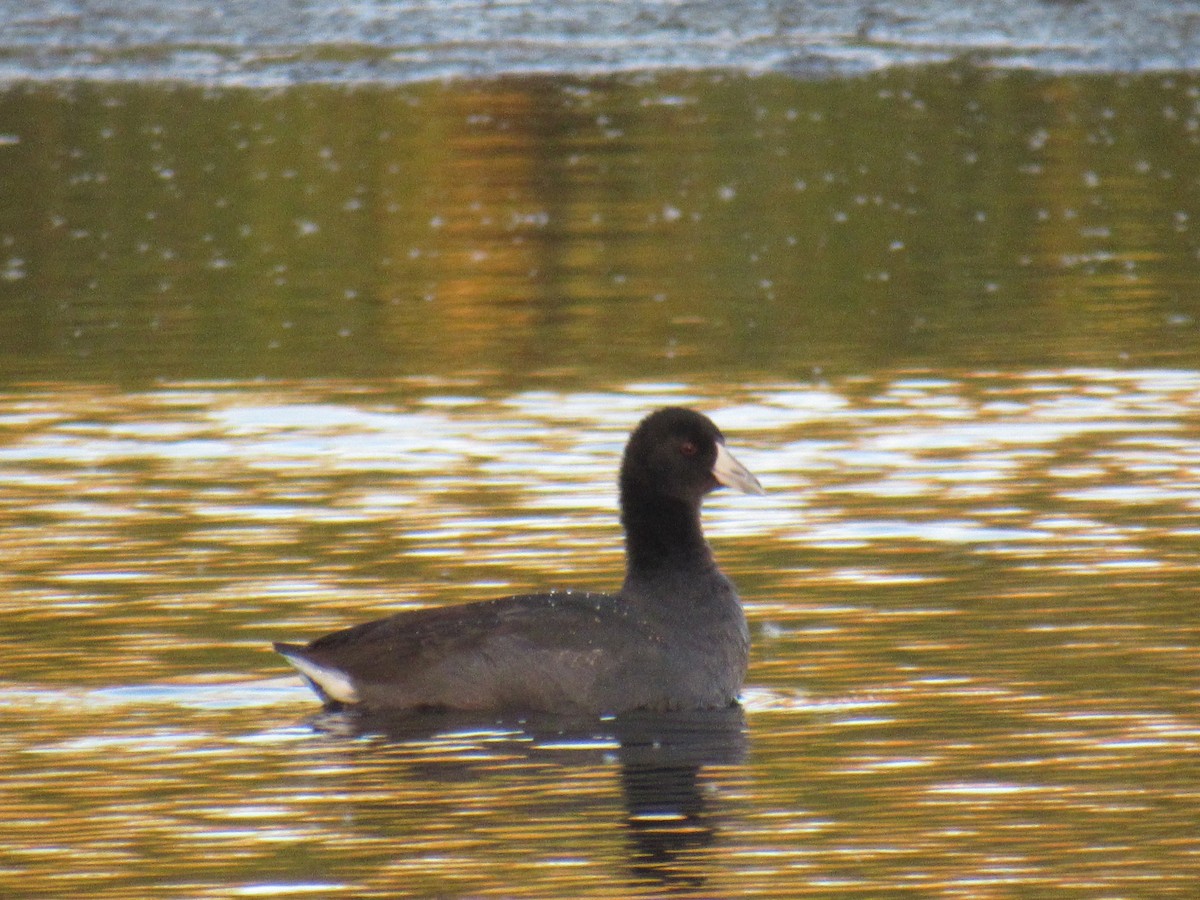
left=274, top=407, right=764, bottom=715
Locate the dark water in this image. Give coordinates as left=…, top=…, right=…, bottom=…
left=1, top=69, right=1199, bottom=897
left=4, top=72, right=1200, bottom=383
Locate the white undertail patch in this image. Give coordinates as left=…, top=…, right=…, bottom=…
left=279, top=651, right=360, bottom=704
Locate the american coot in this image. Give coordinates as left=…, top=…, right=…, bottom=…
left=274, top=407, right=764, bottom=715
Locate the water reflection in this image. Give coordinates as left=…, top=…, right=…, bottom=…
left=309, top=706, right=748, bottom=893
left=3, top=72, right=1200, bottom=384
left=3, top=59, right=1200, bottom=899
left=1, top=373, right=1198, bottom=896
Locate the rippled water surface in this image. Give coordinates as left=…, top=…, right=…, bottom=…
left=2, top=68, right=1199, bottom=898
left=2, top=374, right=1197, bottom=897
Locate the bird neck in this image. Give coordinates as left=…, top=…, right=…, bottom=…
left=619, top=488, right=713, bottom=578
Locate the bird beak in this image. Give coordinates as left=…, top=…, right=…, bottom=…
left=712, top=442, right=765, bottom=495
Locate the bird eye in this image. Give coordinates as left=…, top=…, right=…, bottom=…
left=679, top=440, right=698, bottom=457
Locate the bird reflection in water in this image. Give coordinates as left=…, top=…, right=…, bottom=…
left=304, top=704, right=748, bottom=893
left=611, top=707, right=746, bottom=891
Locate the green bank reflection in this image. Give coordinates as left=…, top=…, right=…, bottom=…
left=1, top=69, right=1199, bottom=386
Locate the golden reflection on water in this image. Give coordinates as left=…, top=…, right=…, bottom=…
left=0, top=372, right=1198, bottom=897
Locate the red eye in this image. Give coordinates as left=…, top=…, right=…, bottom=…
left=679, top=440, right=698, bottom=457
